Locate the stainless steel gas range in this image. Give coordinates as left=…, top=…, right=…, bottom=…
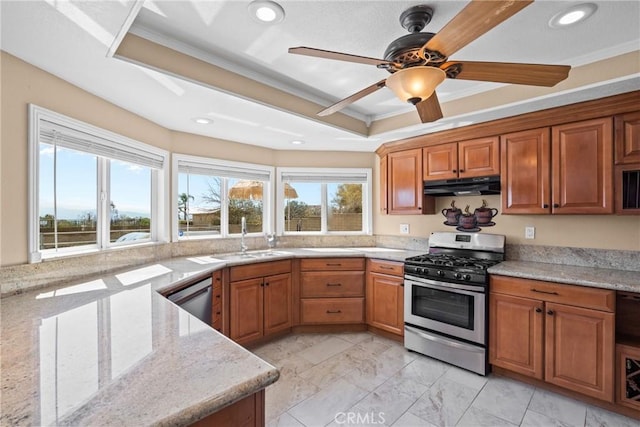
left=404, top=231, right=505, bottom=376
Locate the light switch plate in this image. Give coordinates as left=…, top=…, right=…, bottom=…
left=400, top=223, right=410, bottom=234
left=525, top=226, right=535, bottom=239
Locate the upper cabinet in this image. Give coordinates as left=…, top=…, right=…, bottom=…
left=501, top=117, right=614, bottom=214
left=423, top=137, right=500, bottom=181
left=379, top=155, right=388, bottom=214
left=386, top=149, right=435, bottom=215
left=614, top=112, right=640, bottom=214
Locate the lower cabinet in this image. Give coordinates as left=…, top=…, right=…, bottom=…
left=299, top=258, right=365, bottom=325
left=229, top=260, right=292, bottom=346
left=490, top=275, right=615, bottom=402
left=616, top=343, right=640, bottom=412
left=192, top=389, right=264, bottom=427
left=366, top=259, right=404, bottom=336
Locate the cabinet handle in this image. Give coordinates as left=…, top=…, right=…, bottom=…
left=216, top=311, right=221, bottom=315
left=326, top=263, right=342, bottom=267
left=531, top=288, right=559, bottom=296
left=543, top=204, right=549, bottom=209
left=547, top=310, right=554, bottom=315
left=452, top=169, right=457, bottom=173
left=535, top=307, right=542, bottom=313
left=553, top=203, right=559, bottom=208
left=265, top=282, right=269, bottom=287
left=459, top=169, right=465, bottom=173
left=380, top=266, right=394, bottom=270
left=326, top=283, right=342, bottom=287
left=326, top=310, right=342, bottom=314
left=216, top=295, right=221, bottom=299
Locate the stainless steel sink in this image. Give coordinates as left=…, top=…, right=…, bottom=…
left=217, top=250, right=291, bottom=260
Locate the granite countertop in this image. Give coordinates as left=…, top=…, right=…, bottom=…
left=488, top=260, right=640, bottom=293
left=0, top=247, right=420, bottom=426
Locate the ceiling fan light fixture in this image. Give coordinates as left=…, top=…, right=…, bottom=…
left=549, top=3, right=597, bottom=28
left=248, top=0, right=285, bottom=23
left=386, top=66, right=445, bottom=104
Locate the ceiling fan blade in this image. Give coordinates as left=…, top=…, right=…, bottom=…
left=289, top=47, right=396, bottom=67
left=424, top=0, right=533, bottom=58
left=318, top=80, right=387, bottom=116
left=443, top=61, right=571, bottom=86
left=415, top=92, right=443, bottom=123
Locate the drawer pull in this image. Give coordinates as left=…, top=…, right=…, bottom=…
left=535, top=307, right=542, bottom=313
left=380, top=266, right=394, bottom=270
left=326, top=283, right=342, bottom=287
left=326, top=310, right=342, bottom=314
left=326, top=263, right=342, bottom=267
left=547, top=310, right=554, bottom=315
left=531, top=288, right=559, bottom=296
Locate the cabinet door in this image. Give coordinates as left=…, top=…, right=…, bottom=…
left=366, top=272, right=404, bottom=336
left=263, top=273, right=292, bottom=337
left=380, top=155, right=388, bottom=214
left=423, top=142, right=458, bottom=181
left=500, top=128, right=551, bottom=214
left=230, top=278, right=264, bottom=345
left=614, top=111, right=640, bottom=165
left=545, top=302, right=615, bottom=402
left=388, top=149, right=427, bottom=214
left=489, top=293, right=544, bottom=379
left=459, top=137, right=500, bottom=178
left=552, top=118, right=614, bottom=214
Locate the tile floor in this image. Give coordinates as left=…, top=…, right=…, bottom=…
left=252, top=332, right=640, bottom=427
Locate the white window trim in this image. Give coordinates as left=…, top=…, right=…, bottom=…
left=28, top=104, right=170, bottom=263
left=276, top=167, right=373, bottom=236
left=172, top=153, right=275, bottom=241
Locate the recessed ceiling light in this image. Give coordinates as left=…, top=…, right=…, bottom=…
left=290, top=140, right=304, bottom=145
left=549, top=3, right=597, bottom=28
left=248, top=0, right=285, bottom=23
left=193, top=117, right=213, bottom=125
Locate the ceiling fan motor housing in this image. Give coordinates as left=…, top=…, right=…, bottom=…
left=383, top=32, right=436, bottom=70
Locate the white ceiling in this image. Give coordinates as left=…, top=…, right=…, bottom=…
left=2, top=0, right=639, bottom=152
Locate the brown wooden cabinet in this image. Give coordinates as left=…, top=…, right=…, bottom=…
left=192, top=389, right=264, bottom=427
left=490, top=275, right=615, bottom=402
left=366, top=259, right=404, bottom=336
left=386, top=149, right=434, bottom=214
left=300, top=258, right=365, bottom=324
left=614, top=112, right=640, bottom=214
left=212, top=269, right=223, bottom=332
left=423, top=137, right=500, bottom=181
left=501, top=117, right=614, bottom=214
left=616, top=342, right=640, bottom=412
left=380, top=155, right=388, bottom=213
left=229, top=260, right=292, bottom=346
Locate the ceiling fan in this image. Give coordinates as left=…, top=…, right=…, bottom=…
left=289, top=0, right=571, bottom=123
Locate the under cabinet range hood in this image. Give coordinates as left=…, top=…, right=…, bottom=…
left=424, top=175, right=501, bottom=197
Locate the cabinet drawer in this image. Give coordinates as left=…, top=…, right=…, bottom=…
left=301, top=298, right=364, bottom=324
left=230, top=260, right=291, bottom=282
left=368, top=259, right=404, bottom=276
left=301, top=258, right=365, bottom=271
left=301, top=272, right=364, bottom=297
left=491, top=275, right=615, bottom=312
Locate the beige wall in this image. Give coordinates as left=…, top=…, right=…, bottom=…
left=1, top=52, right=638, bottom=268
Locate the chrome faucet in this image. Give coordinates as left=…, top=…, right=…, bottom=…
left=240, top=216, right=248, bottom=254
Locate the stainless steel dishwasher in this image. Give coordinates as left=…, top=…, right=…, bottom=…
left=167, top=276, right=212, bottom=325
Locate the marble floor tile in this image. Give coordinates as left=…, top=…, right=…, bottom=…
left=395, top=355, right=450, bottom=387
left=471, top=376, right=534, bottom=425
left=527, top=388, right=586, bottom=427
left=267, top=411, right=306, bottom=427
left=353, top=334, right=396, bottom=355
left=376, top=373, right=429, bottom=401
left=297, top=336, right=354, bottom=365
left=347, top=387, right=422, bottom=426
left=273, top=353, right=316, bottom=378
left=408, top=376, right=479, bottom=427
left=299, top=352, right=358, bottom=388
left=265, top=374, right=321, bottom=421
left=457, top=406, right=517, bottom=427
left=333, top=331, right=373, bottom=344
left=287, top=377, right=368, bottom=426
left=442, top=365, right=488, bottom=392
left=585, top=405, right=640, bottom=427
left=392, top=411, right=437, bottom=427
left=520, top=410, right=574, bottom=427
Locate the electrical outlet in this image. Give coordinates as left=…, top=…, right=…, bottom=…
left=525, top=226, right=535, bottom=239
left=400, top=223, right=410, bottom=234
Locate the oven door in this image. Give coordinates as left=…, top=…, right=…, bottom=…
left=404, top=276, right=485, bottom=345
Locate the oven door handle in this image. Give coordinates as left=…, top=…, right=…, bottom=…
left=405, top=325, right=484, bottom=353
left=404, top=276, right=483, bottom=294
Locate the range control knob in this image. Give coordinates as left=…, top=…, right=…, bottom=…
left=454, top=272, right=462, bottom=280
left=463, top=274, right=472, bottom=281
left=436, top=270, right=445, bottom=277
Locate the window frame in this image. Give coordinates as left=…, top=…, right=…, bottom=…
left=172, top=153, right=274, bottom=241
left=28, top=104, right=169, bottom=263
left=276, top=167, right=373, bottom=236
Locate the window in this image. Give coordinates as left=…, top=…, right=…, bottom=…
left=277, top=168, right=372, bottom=235
left=29, top=105, right=169, bottom=262
left=173, top=154, right=273, bottom=240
